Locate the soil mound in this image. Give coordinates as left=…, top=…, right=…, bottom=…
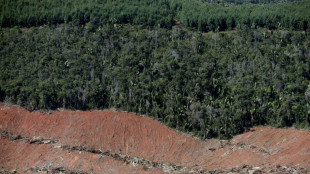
left=0, top=104, right=309, bottom=173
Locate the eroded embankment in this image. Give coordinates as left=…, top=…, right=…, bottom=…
left=0, top=104, right=309, bottom=173
left=0, top=129, right=203, bottom=173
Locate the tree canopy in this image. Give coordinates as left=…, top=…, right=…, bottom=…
left=0, top=0, right=309, bottom=139
left=1, top=0, right=309, bottom=31
left=1, top=24, right=309, bottom=139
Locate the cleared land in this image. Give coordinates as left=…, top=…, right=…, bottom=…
left=0, top=104, right=309, bottom=173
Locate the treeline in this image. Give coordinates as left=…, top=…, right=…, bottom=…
left=0, top=0, right=175, bottom=28
left=1, top=0, right=310, bottom=31
left=1, top=24, right=309, bottom=138
left=201, top=0, right=301, bottom=5
left=177, top=0, right=310, bottom=31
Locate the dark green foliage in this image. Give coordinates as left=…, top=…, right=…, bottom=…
left=201, top=0, right=301, bottom=5
left=0, top=0, right=309, bottom=139
left=177, top=0, right=310, bottom=31
left=0, top=0, right=175, bottom=28
left=1, top=24, right=309, bottom=138
left=1, top=0, right=310, bottom=31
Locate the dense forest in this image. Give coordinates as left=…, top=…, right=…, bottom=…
left=1, top=0, right=310, bottom=31
left=0, top=0, right=309, bottom=139
left=202, top=0, right=302, bottom=5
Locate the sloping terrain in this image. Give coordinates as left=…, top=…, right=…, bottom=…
left=0, top=104, right=309, bottom=173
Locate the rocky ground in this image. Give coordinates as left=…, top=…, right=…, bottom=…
left=0, top=104, right=309, bottom=173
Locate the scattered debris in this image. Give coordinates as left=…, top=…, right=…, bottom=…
left=30, top=136, right=57, bottom=144
left=0, top=169, right=17, bottom=174
left=209, top=148, right=216, bottom=152
left=25, top=166, right=87, bottom=174
left=0, top=129, right=57, bottom=144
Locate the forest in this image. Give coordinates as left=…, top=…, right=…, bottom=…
left=1, top=0, right=310, bottom=31
left=201, top=0, right=302, bottom=5
left=0, top=0, right=309, bottom=139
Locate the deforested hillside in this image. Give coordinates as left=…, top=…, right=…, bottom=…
left=1, top=0, right=310, bottom=172
left=0, top=105, right=309, bottom=173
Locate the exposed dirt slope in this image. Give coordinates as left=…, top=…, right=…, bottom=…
left=0, top=104, right=309, bottom=173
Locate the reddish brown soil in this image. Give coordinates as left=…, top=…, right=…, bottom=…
left=0, top=104, right=309, bottom=173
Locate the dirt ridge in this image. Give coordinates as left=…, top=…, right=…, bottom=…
left=2, top=129, right=308, bottom=174
left=0, top=104, right=310, bottom=173
left=0, top=129, right=204, bottom=173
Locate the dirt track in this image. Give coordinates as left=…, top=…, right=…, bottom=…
left=0, top=104, right=309, bottom=173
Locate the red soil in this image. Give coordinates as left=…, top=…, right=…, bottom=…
left=0, top=104, right=309, bottom=173
left=0, top=138, right=163, bottom=174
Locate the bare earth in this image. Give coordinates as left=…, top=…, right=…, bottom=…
left=0, top=104, right=309, bottom=173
